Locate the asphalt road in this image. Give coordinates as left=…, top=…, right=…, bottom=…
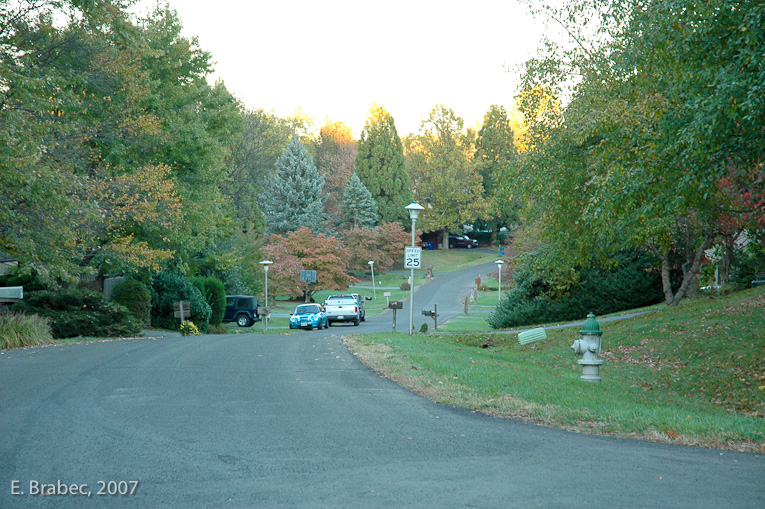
left=2, top=262, right=763, bottom=507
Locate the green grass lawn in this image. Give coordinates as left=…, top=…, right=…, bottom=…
left=346, top=286, right=765, bottom=452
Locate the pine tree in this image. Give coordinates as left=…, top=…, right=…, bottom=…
left=341, top=174, right=379, bottom=230
left=260, top=136, right=331, bottom=234
left=355, top=104, right=413, bottom=225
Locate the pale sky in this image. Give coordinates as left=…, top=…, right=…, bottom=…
left=132, top=1, right=548, bottom=137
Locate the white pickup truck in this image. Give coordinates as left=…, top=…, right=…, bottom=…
left=323, top=295, right=361, bottom=326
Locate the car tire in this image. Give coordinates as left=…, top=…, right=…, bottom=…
left=449, top=243, right=454, bottom=249
left=353, top=317, right=360, bottom=326
left=466, top=244, right=473, bottom=249
left=236, top=314, right=251, bottom=327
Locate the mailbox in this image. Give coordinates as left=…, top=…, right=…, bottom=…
left=0, top=286, right=23, bottom=303
left=388, top=301, right=403, bottom=309
left=422, top=309, right=434, bottom=317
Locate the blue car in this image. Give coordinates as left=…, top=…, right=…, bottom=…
left=289, top=304, right=328, bottom=330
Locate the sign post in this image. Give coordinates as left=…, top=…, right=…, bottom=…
left=173, top=301, right=190, bottom=323
left=300, top=269, right=317, bottom=303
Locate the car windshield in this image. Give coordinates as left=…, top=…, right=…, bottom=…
left=295, top=305, right=320, bottom=314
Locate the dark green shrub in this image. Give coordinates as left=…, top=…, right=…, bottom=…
left=0, top=312, right=53, bottom=349
left=151, top=271, right=211, bottom=332
left=489, top=250, right=663, bottom=329
left=11, top=289, right=141, bottom=339
left=190, top=276, right=226, bottom=326
left=111, top=279, right=151, bottom=328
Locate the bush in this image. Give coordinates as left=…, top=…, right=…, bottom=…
left=489, top=250, right=663, bottom=329
left=151, top=271, right=211, bottom=332
left=111, top=279, right=151, bottom=328
left=10, top=289, right=141, bottom=339
left=179, top=320, right=200, bottom=336
left=0, top=312, right=53, bottom=349
left=190, top=276, right=226, bottom=326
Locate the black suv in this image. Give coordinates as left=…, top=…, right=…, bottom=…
left=223, top=295, right=260, bottom=327
left=448, top=235, right=479, bottom=249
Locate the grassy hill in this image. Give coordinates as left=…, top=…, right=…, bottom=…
left=346, top=286, right=765, bottom=452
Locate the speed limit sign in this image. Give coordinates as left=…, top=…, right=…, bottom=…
left=404, top=247, right=422, bottom=269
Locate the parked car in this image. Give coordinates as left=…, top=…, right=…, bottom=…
left=223, top=295, right=260, bottom=327
left=448, top=235, right=479, bottom=249
left=327, top=293, right=369, bottom=321
left=324, top=295, right=361, bottom=326
left=289, top=303, right=328, bottom=330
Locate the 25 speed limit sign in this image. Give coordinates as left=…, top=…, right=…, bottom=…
left=404, top=247, right=422, bottom=269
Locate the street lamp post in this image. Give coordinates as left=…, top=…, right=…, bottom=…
left=259, top=260, right=273, bottom=331
left=405, top=202, right=424, bottom=336
left=368, top=260, right=376, bottom=299
left=495, top=259, right=505, bottom=302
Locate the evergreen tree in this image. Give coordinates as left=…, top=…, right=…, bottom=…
left=260, top=136, right=331, bottom=234
left=355, top=104, right=413, bottom=225
left=340, top=174, right=379, bottom=230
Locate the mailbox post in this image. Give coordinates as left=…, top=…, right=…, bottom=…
left=388, top=301, right=403, bottom=331
left=421, top=304, right=439, bottom=330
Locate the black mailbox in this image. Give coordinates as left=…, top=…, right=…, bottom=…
left=389, top=301, right=403, bottom=309
left=422, top=309, right=434, bottom=316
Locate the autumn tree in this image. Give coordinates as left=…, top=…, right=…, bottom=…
left=404, top=105, right=489, bottom=247
left=262, top=227, right=357, bottom=302
left=0, top=1, right=244, bottom=285
left=315, top=121, right=357, bottom=215
left=260, top=136, right=332, bottom=235
left=355, top=104, right=413, bottom=225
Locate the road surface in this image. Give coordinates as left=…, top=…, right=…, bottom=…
left=1, top=262, right=763, bottom=507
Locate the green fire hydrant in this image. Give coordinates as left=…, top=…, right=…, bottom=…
left=571, top=313, right=604, bottom=382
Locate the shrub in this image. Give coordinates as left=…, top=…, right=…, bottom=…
left=179, top=320, right=200, bottom=336
left=10, top=289, right=141, bottom=339
left=111, top=279, right=151, bottom=328
left=489, top=250, right=663, bottom=329
left=151, top=271, right=211, bottom=332
left=190, top=276, right=226, bottom=326
left=0, top=312, right=53, bottom=349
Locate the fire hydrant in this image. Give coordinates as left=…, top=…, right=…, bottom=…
left=571, top=313, right=604, bottom=382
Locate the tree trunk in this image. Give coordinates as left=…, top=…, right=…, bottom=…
left=648, top=232, right=715, bottom=307
left=443, top=228, right=449, bottom=250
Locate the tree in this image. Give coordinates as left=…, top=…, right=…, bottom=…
left=404, top=105, right=489, bottom=247
left=514, top=0, right=765, bottom=307
left=355, top=104, right=413, bottom=225
left=315, top=121, right=358, bottom=215
left=223, top=109, right=295, bottom=235
left=475, top=105, right=520, bottom=243
left=260, top=136, right=332, bottom=235
left=340, top=174, right=379, bottom=230
left=0, top=1, right=244, bottom=285
left=342, top=221, right=411, bottom=273
left=262, top=227, right=356, bottom=302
